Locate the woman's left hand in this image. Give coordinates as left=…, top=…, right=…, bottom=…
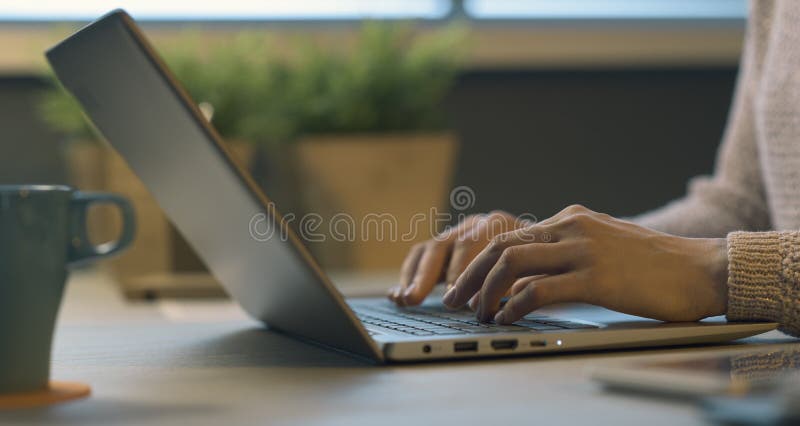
left=442, top=204, right=730, bottom=325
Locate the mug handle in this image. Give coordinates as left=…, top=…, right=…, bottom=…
left=68, top=191, right=136, bottom=264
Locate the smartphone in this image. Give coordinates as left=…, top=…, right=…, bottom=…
left=589, top=346, right=800, bottom=398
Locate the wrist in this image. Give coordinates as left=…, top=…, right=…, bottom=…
left=699, top=237, right=729, bottom=316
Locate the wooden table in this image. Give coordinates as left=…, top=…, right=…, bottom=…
left=1, top=268, right=796, bottom=425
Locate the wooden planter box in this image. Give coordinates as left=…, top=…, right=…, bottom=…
left=63, top=140, right=255, bottom=298
left=293, top=133, right=458, bottom=271
left=63, top=132, right=458, bottom=296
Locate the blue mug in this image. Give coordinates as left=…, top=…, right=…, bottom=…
left=0, top=185, right=135, bottom=393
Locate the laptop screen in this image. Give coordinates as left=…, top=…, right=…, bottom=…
left=46, top=9, right=379, bottom=360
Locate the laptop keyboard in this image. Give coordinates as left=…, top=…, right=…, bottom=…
left=353, top=304, right=598, bottom=336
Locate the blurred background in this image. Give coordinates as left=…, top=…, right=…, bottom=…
left=0, top=0, right=746, bottom=296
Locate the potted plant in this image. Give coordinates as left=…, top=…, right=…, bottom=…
left=284, top=23, right=466, bottom=270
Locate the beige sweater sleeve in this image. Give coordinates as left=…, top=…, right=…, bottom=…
left=633, top=1, right=772, bottom=237
left=728, top=231, right=800, bottom=336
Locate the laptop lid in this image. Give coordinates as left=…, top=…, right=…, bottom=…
left=46, top=9, right=382, bottom=361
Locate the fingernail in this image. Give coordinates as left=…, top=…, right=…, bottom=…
left=468, top=295, right=479, bottom=311
left=442, top=287, right=456, bottom=305
left=494, top=311, right=506, bottom=324
left=403, top=284, right=416, bottom=298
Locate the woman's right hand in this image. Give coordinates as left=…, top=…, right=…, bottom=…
left=387, top=211, right=530, bottom=307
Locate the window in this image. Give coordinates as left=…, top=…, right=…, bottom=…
left=464, top=0, right=746, bottom=20
left=0, top=0, right=745, bottom=22
left=0, top=0, right=450, bottom=21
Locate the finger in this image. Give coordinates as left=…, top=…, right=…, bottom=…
left=494, top=273, right=585, bottom=324
left=444, top=211, right=527, bottom=287
left=469, top=280, right=526, bottom=311
left=445, top=231, right=479, bottom=289
left=469, top=286, right=513, bottom=311
left=400, top=212, right=513, bottom=304
left=395, top=216, right=484, bottom=306
left=437, top=213, right=485, bottom=242
left=442, top=225, right=559, bottom=309
left=477, top=242, right=577, bottom=322
left=444, top=210, right=534, bottom=289
left=445, top=229, right=491, bottom=289
left=402, top=242, right=451, bottom=306
left=497, top=223, right=561, bottom=247
left=387, top=285, right=406, bottom=305
left=538, top=204, right=592, bottom=226
left=395, top=243, right=425, bottom=296
left=510, top=275, right=543, bottom=295
left=468, top=293, right=479, bottom=311
left=473, top=210, right=520, bottom=240
left=469, top=289, right=517, bottom=310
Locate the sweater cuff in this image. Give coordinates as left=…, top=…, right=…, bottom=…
left=726, top=231, right=784, bottom=323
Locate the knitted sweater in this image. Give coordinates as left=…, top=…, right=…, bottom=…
left=635, top=0, right=800, bottom=336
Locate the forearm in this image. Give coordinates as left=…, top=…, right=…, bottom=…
left=726, top=231, right=800, bottom=337
left=631, top=176, right=771, bottom=238
left=632, top=6, right=772, bottom=238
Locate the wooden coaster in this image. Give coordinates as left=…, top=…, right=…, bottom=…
left=0, top=381, right=91, bottom=410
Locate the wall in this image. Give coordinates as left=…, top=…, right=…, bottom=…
left=448, top=67, right=736, bottom=219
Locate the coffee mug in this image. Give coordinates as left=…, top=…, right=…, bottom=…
left=0, top=185, right=135, bottom=393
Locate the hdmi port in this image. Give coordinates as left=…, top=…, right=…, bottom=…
left=454, top=341, right=478, bottom=352
left=491, top=339, right=518, bottom=350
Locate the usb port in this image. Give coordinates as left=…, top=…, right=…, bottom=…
left=490, top=339, right=518, bottom=350
left=454, top=341, right=478, bottom=352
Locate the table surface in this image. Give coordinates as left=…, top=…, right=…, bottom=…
left=1, top=268, right=796, bottom=426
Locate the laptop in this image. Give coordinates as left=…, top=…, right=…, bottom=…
left=45, top=10, right=777, bottom=363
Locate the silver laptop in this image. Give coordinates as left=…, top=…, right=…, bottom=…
left=46, top=9, right=776, bottom=363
